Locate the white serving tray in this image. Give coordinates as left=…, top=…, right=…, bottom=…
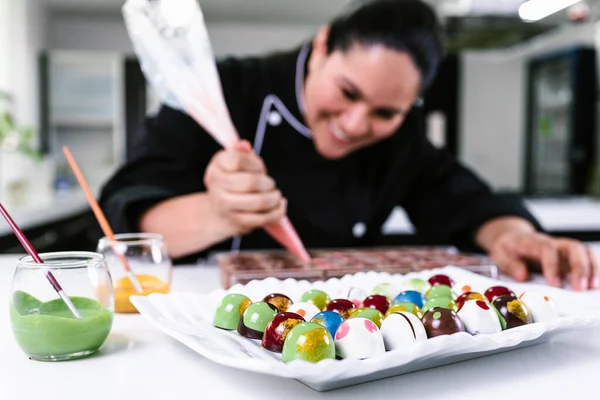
left=130, top=266, right=600, bottom=392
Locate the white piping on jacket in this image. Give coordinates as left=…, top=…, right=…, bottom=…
left=295, top=43, right=310, bottom=116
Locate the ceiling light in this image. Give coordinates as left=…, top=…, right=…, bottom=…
left=519, top=0, right=583, bottom=22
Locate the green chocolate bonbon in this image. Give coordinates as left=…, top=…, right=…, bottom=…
left=213, top=293, right=252, bottom=330
left=371, top=283, right=398, bottom=300
left=402, top=278, right=431, bottom=294
left=300, top=290, right=331, bottom=311
left=426, top=285, right=455, bottom=300
left=281, top=322, right=335, bottom=363
left=422, top=297, right=458, bottom=313
left=237, top=301, right=278, bottom=339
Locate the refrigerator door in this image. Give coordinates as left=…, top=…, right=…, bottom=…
left=529, top=56, right=573, bottom=195
left=525, top=47, right=597, bottom=196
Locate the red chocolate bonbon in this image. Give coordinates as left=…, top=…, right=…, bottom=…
left=428, top=274, right=455, bottom=288
left=361, top=295, right=392, bottom=315
left=484, top=286, right=516, bottom=303
left=325, top=299, right=356, bottom=319
left=261, top=312, right=305, bottom=353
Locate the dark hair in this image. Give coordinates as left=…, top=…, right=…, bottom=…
left=326, top=0, right=445, bottom=91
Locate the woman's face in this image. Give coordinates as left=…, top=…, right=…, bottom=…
left=303, top=30, right=422, bottom=160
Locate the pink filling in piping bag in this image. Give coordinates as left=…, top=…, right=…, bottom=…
left=123, top=0, right=311, bottom=262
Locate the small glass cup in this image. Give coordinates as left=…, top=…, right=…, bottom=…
left=10, top=251, right=114, bottom=361
left=97, top=233, right=173, bottom=314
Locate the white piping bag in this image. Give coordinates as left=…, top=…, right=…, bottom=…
left=122, top=0, right=311, bottom=262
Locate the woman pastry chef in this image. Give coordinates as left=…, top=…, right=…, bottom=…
left=100, top=0, right=598, bottom=291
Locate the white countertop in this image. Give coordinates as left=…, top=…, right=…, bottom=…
left=1, top=252, right=600, bottom=400
left=383, top=197, right=600, bottom=234
left=0, top=191, right=89, bottom=236
left=524, top=197, right=600, bottom=232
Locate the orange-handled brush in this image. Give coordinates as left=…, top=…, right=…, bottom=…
left=62, top=146, right=144, bottom=293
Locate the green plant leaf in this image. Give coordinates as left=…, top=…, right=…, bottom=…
left=0, top=111, right=43, bottom=161
left=0, top=112, right=13, bottom=137
left=1, top=111, right=14, bottom=129
left=22, top=127, right=34, bottom=140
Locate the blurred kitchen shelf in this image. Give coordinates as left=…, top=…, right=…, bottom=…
left=50, top=116, right=114, bottom=130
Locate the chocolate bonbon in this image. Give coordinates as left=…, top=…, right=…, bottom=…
left=393, top=290, right=427, bottom=308
left=385, top=302, right=424, bottom=319
left=262, top=312, right=305, bottom=352
left=456, top=292, right=487, bottom=311
left=519, top=291, right=559, bottom=322
left=381, top=312, right=427, bottom=351
left=361, top=295, right=391, bottom=315
left=428, top=274, right=454, bottom=288
left=325, top=299, right=356, bottom=319
left=263, top=293, right=293, bottom=312
left=345, top=287, right=368, bottom=308
left=401, top=278, right=431, bottom=294
left=311, top=311, right=345, bottom=337
left=281, top=322, right=336, bottom=363
left=237, top=301, right=278, bottom=339
left=426, top=285, right=455, bottom=300
left=334, top=317, right=386, bottom=359
left=422, top=307, right=466, bottom=338
left=452, top=281, right=481, bottom=297
left=349, top=307, right=385, bottom=328
left=371, top=283, right=399, bottom=300
left=286, top=302, right=321, bottom=321
left=213, top=293, right=251, bottom=330
left=484, top=286, right=516, bottom=303
left=300, top=289, right=331, bottom=311
left=422, top=297, right=458, bottom=313
left=457, top=300, right=502, bottom=335
left=492, top=295, right=533, bottom=329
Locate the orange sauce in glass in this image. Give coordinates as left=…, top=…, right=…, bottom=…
left=113, top=274, right=170, bottom=313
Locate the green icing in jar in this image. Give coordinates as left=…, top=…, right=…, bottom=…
left=10, top=291, right=113, bottom=361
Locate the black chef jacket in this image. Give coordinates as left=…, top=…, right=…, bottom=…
left=98, top=42, right=542, bottom=264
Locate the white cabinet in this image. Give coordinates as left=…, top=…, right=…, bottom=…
left=42, top=51, right=127, bottom=194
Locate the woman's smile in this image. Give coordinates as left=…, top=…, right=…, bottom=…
left=328, top=120, right=359, bottom=144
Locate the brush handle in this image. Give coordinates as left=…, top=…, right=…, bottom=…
left=0, top=203, right=82, bottom=318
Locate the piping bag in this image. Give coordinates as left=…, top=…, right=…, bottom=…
left=122, top=0, right=311, bottom=262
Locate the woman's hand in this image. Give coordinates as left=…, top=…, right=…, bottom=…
left=203, top=140, right=286, bottom=237
left=477, top=217, right=599, bottom=291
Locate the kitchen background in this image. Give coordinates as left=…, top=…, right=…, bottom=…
left=1, top=0, right=600, bottom=254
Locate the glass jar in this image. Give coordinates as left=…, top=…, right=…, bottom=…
left=97, top=233, right=172, bottom=314
left=10, top=251, right=114, bottom=361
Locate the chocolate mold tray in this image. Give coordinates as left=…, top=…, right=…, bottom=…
left=213, top=246, right=498, bottom=289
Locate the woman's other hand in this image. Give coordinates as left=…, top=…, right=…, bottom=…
left=477, top=217, right=599, bottom=291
